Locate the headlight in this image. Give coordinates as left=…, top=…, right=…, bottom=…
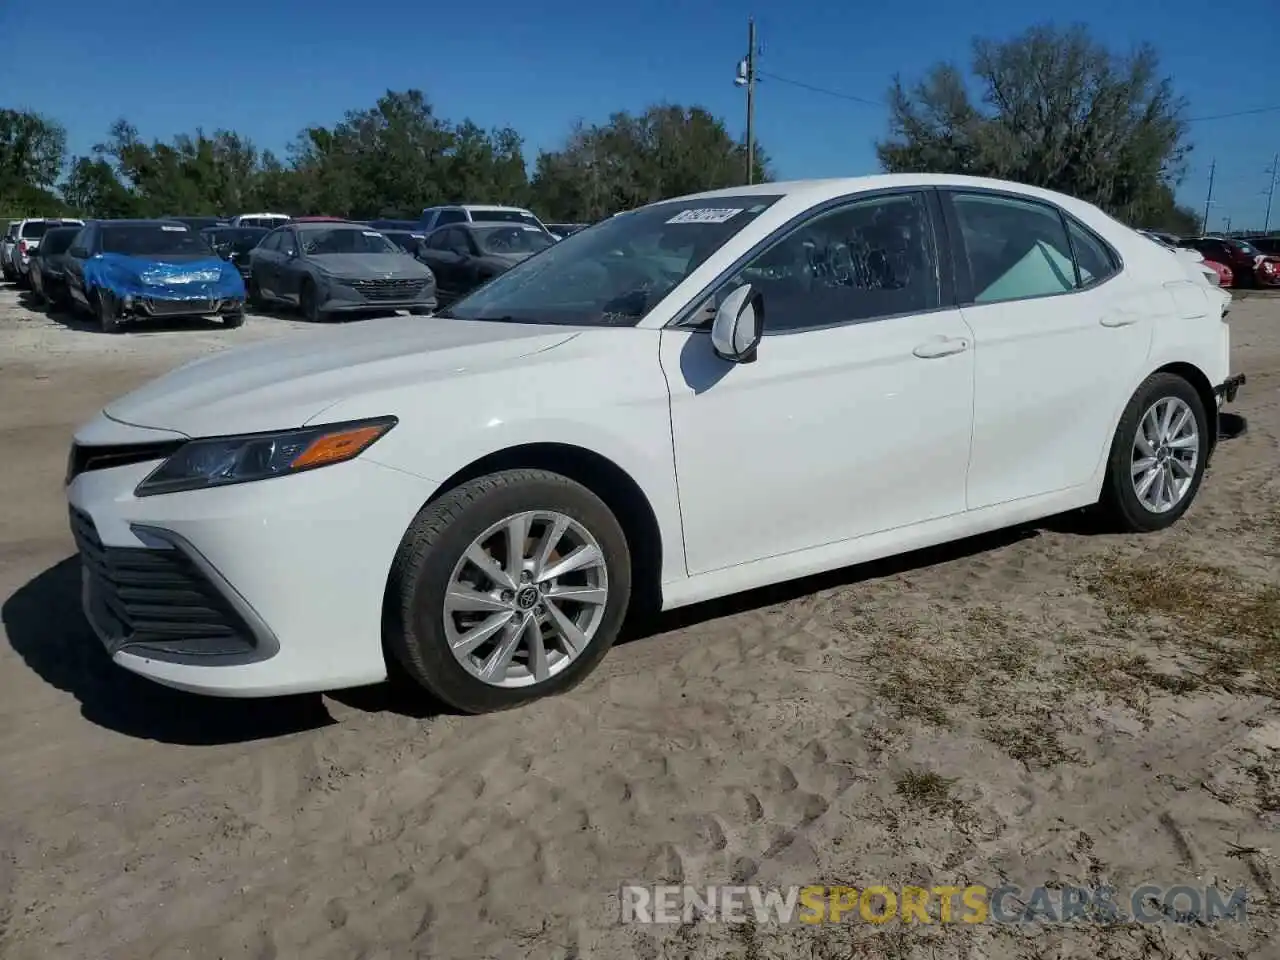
left=134, top=416, right=397, bottom=497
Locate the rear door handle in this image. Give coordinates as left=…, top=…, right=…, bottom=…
left=913, top=336, right=970, bottom=359
left=1100, top=312, right=1140, bottom=327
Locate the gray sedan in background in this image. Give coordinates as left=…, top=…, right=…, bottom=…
left=248, top=221, right=437, bottom=321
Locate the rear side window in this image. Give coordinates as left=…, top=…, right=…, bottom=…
left=435, top=209, right=467, bottom=226
left=1065, top=218, right=1120, bottom=287
left=950, top=193, right=1076, bottom=303
left=21, top=221, right=50, bottom=239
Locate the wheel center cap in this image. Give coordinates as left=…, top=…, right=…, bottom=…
left=514, top=586, right=540, bottom=610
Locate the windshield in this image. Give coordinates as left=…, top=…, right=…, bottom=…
left=300, top=228, right=399, bottom=255
left=443, top=195, right=782, bottom=327
left=39, top=229, right=79, bottom=255
left=206, top=228, right=267, bottom=252
left=474, top=225, right=555, bottom=255
left=470, top=210, right=544, bottom=228
left=102, top=224, right=212, bottom=256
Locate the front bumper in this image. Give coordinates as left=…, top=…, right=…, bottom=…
left=66, top=435, right=436, bottom=697
left=321, top=277, right=437, bottom=314
left=118, top=295, right=244, bottom=319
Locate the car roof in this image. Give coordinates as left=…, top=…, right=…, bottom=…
left=91, top=218, right=189, bottom=227
left=293, top=220, right=367, bottom=230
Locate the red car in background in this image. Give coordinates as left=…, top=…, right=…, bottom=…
left=1202, top=259, right=1235, bottom=287
left=1184, top=236, right=1280, bottom=287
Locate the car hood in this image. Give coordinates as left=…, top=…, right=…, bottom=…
left=103, top=315, right=582, bottom=437
left=309, top=253, right=431, bottom=279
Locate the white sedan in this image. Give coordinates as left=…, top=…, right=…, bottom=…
left=66, top=174, right=1247, bottom=713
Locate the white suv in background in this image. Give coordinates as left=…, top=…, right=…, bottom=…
left=3, top=217, right=84, bottom=286
left=230, top=213, right=291, bottom=229
left=418, top=204, right=551, bottom=235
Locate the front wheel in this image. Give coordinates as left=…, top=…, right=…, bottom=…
left=384, top=469, right=632, bottom=714
left=299, top=279, right=323, bottom=322
left=222, top=310, right=245, bottom=328
left=1097, top=372, right=1209, bottom=532
left=95, top=291, right=122, bottom=334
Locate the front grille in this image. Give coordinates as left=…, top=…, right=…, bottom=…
left=66, top=440, right=184, bottom=485
left=70, top=507, right=258, bottom=659
left=144, top=298, right=216, bottom=316
left=350, top=278, right=427, bottom=301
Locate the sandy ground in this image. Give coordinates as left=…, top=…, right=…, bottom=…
left=0, top=283, right=1277, bottom=960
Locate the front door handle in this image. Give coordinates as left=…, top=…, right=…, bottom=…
left=913, top=336, right=970, bottom=359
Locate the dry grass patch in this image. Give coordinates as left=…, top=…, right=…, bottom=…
left=1079, top=551, right=1280, bottom=696
left=894, top=770, right=957, bottom=811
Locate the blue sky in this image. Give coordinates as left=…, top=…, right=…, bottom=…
left=5, top=0, right=1278, bottom=229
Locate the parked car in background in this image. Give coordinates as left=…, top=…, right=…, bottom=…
left=416, top=221, right=555, bottom=305
left=64, top=219, right=246, bottom=332
left=1245, top=235, right=1280, bottom=256
left=65, top=174, right=1246, bottom=712
left=419, top=204, right=552, bottom=235
left=27, top=225, right=83, bottom=306
left=380, top=228, right=428, bottom=256
left=166, top=216, right=230, bottom=232
left=545, top=222, right=588, bottom=239
left=365, top=219, right=421, bottom=232
left=230, top=212, right=291, bottom=229
left=5, top=217, right=84, bottom=286
left=201, top=225, right=270, bottom=282
left=1182, top=236, right=1275, bottom=287
left=1138, top=229, right=1230, bottom=287
left=247, top=220, right=437, bottom=321
left=0, top=221, right=17, bottom=279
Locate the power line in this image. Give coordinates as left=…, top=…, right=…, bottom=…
left=1187, top=104, right=1280, bottom=123
left=756, top=70, right=884, bottom=108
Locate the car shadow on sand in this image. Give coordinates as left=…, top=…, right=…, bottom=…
left=18, top=289, right=239, bottom=334
left=2, top=556, right=337, bottom=745
left=3, top=513, right=1103, bottom=737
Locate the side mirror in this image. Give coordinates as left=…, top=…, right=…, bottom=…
left=710, top=284, right=763, bottom=363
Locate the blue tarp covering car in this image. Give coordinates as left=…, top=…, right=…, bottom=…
left=69, top=220, right=247, bottom=332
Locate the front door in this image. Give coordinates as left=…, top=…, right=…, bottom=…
left=662, top=190, right=976, bottom=576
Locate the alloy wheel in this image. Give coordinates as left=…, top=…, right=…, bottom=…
left=443, top=511, right=608, bottom=688
left=1131, top=396, right=1200, bottom=513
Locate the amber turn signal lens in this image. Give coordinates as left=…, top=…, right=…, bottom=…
left=290, top=424, right=391, bottom=469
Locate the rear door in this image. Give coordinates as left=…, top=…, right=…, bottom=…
left=941, top=189, right=1152, bottom=509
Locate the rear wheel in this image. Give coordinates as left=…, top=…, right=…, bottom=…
left=1097, top=372, right=1208, bottom=532
left=385, top=469, right=632, bottom=714
left=30, top=269, right=46, bottom=304
left=222, top=310, right=245, bottom=328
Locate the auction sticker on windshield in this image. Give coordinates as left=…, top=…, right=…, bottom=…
left=666, top=208, right=743, bottom=225
left=362, top=231, right=382, bottom=237
left=161, top=225, right=187, bottom=232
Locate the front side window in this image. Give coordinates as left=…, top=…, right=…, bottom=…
left=951, top=193, right=1076, bottom=303
left=712, top=191, right=939, bottom=333
left=441, top=194, right=783, bottom=327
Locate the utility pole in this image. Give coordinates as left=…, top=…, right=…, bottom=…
left=1264, top=152, right=1278, bottom=233
left=1202, top=158, right=1216, bottom=234
left=1224, top=215, right=1232, bottom=234
left=735, top=18, right=758, bottom=185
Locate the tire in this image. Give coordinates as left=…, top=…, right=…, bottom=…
left=299, top=278, right=323, bottom=322
left=410, top=306, right=433, bottom=316
left=246, top=274, right=263, bottom=306
left=385, top=469, right=632, bottom=714
left=95, top=290, right=122, bottom=334
left=30, top=271, right=46, bottom=304
left=222, top=310, right=245, bottom=328
left=1096, top=372, right=1209, bottom=533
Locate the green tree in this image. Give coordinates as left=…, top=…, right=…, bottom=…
left=0, top=109, right=69, bottom=216
left=876, top=24, right=1191, bottom=226
left=529, top=105, right=770, bottom=222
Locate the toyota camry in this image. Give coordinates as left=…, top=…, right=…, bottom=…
left=66, top=174, right=1246, bottom=714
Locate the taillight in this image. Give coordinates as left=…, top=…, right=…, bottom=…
left=17, top=241, right=27, bottom=256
